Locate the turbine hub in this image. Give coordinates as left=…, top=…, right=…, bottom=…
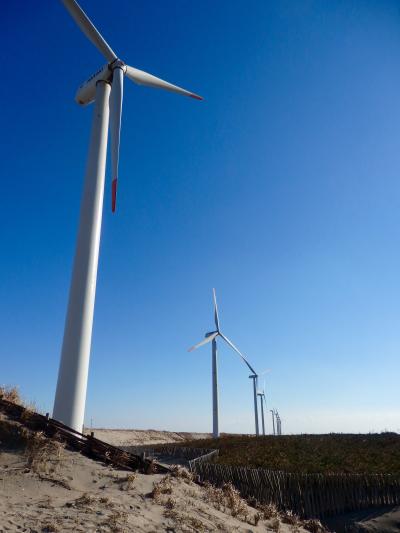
left=110, top=59, right=126, bottom=72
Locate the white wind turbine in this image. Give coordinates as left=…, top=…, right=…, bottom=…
left=53, top=0, right=202, bottom=433
left=188, top=289, right=257, bottom=439
left=276, top=411, right=282, bottom=435
left=270, top=409, right=276, bottom=435
left=257, top=379, right=268, bottom=436
left=249, top=368, right=270, bottom=437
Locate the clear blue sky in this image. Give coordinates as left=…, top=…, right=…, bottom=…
left=2, top=0, right=400, bottom=434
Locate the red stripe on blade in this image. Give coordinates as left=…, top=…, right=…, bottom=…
left=112, top=178, right=118, bottom=213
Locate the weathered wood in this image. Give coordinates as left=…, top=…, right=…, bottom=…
left=0, top=397, right=169, bottom=474
left=188, top=459, right=400, bottom=519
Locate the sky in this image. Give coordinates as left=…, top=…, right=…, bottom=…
left=1, top=0, right=400, bottom=434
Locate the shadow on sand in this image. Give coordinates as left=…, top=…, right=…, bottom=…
left=322, top=505, right=400, bottom=532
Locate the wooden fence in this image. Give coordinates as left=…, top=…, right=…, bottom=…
left=122, top=445, right=217, bottom=459
left=189, top=461, right=400, bottom=518
left=188, top=449, right=219, bottom=468
left=0, top=397, right=168, bottom=474
left=122, top=445, right=219, bottom=466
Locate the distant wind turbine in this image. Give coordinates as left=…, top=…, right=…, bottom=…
left=276, top=411, right=282, bottom=435
left=189, top=289, right=257, bottom=438
left=257, top=379, right=268, bottom=436
left=270, top=409, right=276, bottom=435
left=250, top=369, right=270, bottom=437
left=53, top=0, right=202, bottom=433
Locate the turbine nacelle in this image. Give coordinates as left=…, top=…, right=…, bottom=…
left=76, top=61, right=126, bottom=106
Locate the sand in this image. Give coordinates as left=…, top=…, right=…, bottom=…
left=86, top=428, right=210, bottom=447
left=0, top=441, right=314, bottom=532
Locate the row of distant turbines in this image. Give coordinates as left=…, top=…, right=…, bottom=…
left=270, top=409, right=282, bottom=436
left=189, top=290, right=283, bottom=438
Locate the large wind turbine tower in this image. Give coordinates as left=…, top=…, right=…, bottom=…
left=53, top=0, right=202, bottom=433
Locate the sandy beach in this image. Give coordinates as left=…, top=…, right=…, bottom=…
left=0, top=444, right=317, bottom=532
left=0, top=412, right=321, bottom=532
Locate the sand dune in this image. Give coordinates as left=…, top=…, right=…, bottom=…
left=86, top=428, right=211, bottom=447
left=0, top=445, right=314, bottom=532
left=3, top=412, right=400, bottom=532
left=1, top=414, right=316, bottom=532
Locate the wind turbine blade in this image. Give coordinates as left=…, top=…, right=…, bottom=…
left=109, top=67, right=124, bottom=212
left=219, top=333, right=257, bottom=374
left=125, top=66, right=203, bottom=100
left=212, top=288, right=220, bottom=331
left=188, top=332, right=218, bottom=352
left=259, top=369, right=271, bottom=377
left=61, top=0, right=117, bottom=63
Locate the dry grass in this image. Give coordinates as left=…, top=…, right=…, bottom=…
left=102, top=509, right=129, bottom=532
left=281, top=509, right=300, bottom=526
left=20, top=402, right=40, bottom=422
left=113, top=472, right=137, bottom=491
left=124, top=472, right=136, bottom=489
left=0, top=385, right=22, bottom=404
left=164, top=507, right=206, bottom=532
left=203, top=482, right=249, bottom=520
left=165, top=496, right=176, bottom=509
left=258, top=502, right=279, bottom=520
left=0, top=417, right=28, bottom=450
left=163, top=507, right=180, bottom=521
left=142, top=459, right=157, bottom=474
left=99, top=496, right=114, bottom=507
left=170, top=465, right=194, bottom=483
left=201, top=478, right=327, bottom=531
left=270, top=517, right=281, bottom=532
left=0, top=386, right=40, bottom=414
left=203, top=482, right=225, bottom=510
left=41, top=522, right=60, bottom=533
left=74, top=493, right=95, bottom=508
left=253, top=511, right=262, bottom=525
left=222, top=482, right=248, bottom=518
left=25, top=431, right=65, bottom=474
left=302, top=518, right=328, bottom=533
left=150, top=476, right=173, bottom=501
